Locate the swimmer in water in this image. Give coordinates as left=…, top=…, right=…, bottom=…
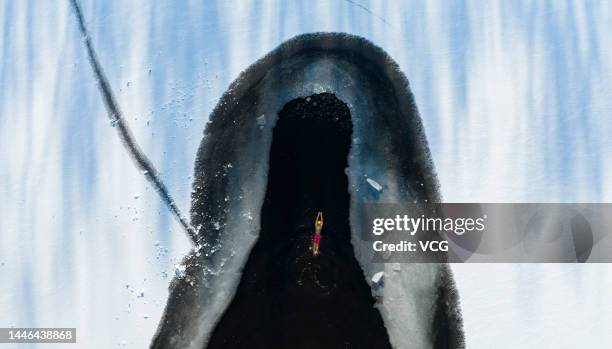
left=311, top=211, right=323, bottom=256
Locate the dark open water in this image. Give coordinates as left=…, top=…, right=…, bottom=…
left=207, top=93, right=391, bottom=349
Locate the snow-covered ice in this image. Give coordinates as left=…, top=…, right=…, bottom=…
left=1, top=1, right=611, bottom=348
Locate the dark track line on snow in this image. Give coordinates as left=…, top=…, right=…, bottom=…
left=343, top=0, right=391, bottom=26
left=69, top=0, right=198, bottom=243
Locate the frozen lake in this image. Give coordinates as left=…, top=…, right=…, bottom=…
left=1, top=1, right=611, bottom=347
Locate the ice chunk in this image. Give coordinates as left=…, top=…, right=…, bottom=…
left=174, top=264, right=186, bottom=278
left=366, top=178, right=383, bottom=191
left=372, top=271, right=384, bottom=284
left=256, top=114, right=266, bottom=127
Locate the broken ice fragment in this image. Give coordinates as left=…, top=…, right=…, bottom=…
left=366, top=178, right=383, bottom=191
left=372, top=271, right=384, bottom=284
left=174, top=264, right=186, bottom=278
left=256, top=114, right=266, bottom=126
